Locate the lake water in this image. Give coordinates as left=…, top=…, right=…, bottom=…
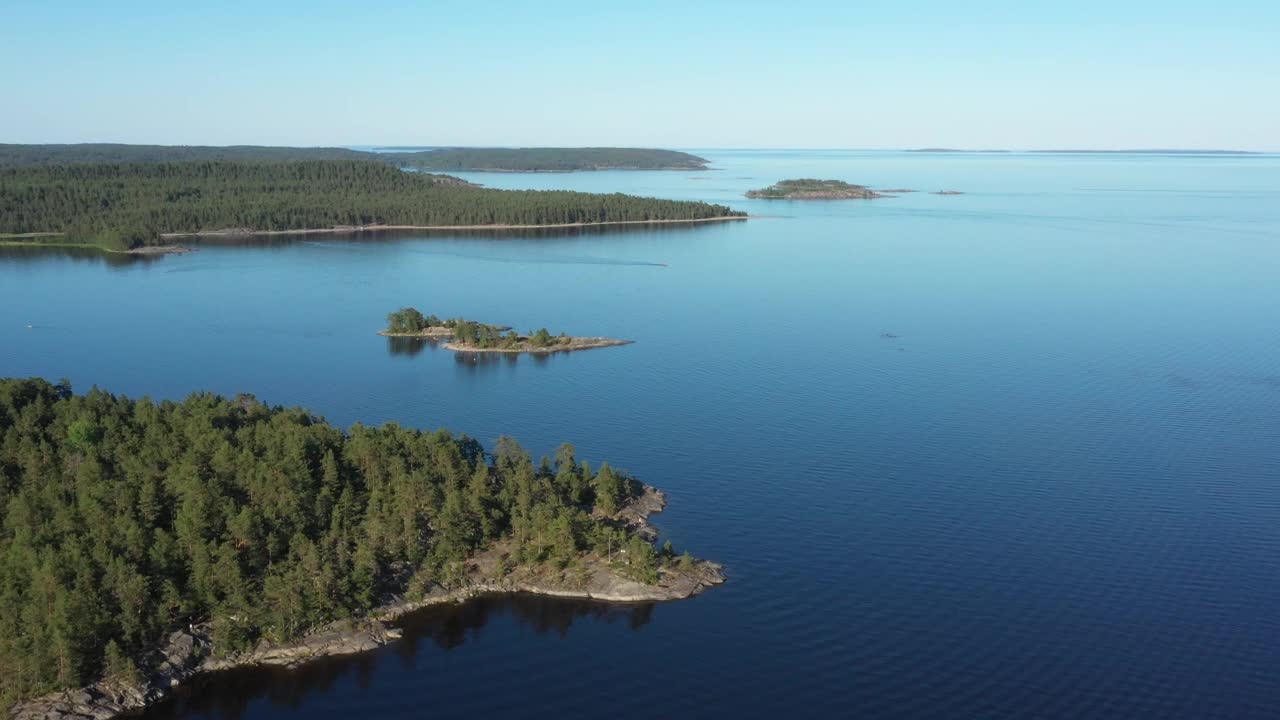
left=3, top=150, right=1280, bottom=719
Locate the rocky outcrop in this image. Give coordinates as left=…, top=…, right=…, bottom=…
left=201, top=620, right=402, bottom=671
left=442, top=337, right=633, bottom=354
left=11, top=629, right=208, bottom=720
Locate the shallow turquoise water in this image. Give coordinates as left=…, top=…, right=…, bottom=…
left=2, top=150, right=1279, bottom=719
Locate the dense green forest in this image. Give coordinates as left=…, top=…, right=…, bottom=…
left=0, top=160, right=745, bottom=250
left=0, top=144, right=371, bottom=168
left=384, top=147, right=710, bottom=172
left=0, top=378, right=682, bottom=705
left=0, top=144, right=709, bottom=172
left=385, top=308, right=569, bottom=350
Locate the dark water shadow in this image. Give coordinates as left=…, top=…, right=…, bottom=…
left=192, top=218, right=735, bottom=250
left=141, top=595, right=654, bottom=720
left=387, top=340, right=581, bottom=371
left=386, top=336, right=437, bottom=358
left=0, top=244, right=164, bottom=269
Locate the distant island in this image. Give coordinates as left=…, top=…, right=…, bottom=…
left=0, top=159, right=746, bottom=253
left=1, top=378, right=723, bottom=719
left=906, top=148, right=1011, bottom=154
left=1029, top=149, right=1263, bottom=155
left=381, top=308, right=632, bottom=354
left=907, top=147, right=1261, bottom=155
left=746, top=179, right=888, bottom=199
left=744, top=179, right=966, bottom=199
left=0, top=143, right=711, bottom=172
left=384, top=147, right=711, bottom=172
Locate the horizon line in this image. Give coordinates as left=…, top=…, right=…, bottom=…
left=3, top=141, right=1275, bottom=155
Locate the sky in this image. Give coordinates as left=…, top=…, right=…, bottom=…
left=2, top=0, right=1277, bottom=150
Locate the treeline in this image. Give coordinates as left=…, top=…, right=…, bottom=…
left=0, top=160, right=745, bottom=250
left=0, top=144, right=370, bottom=168
left=0, top=378, right=684, bottom=705
left=454, top=323, right=567, bottom=350
left=0, top=144, right=710, bottom=172
left=385, top=147, right=710, bottom=172
left=385, top=309, right=504, bottom=335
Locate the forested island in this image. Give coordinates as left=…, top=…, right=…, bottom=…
left=0, top=378, right=723, bottom=719
left=0, top=144, right=710, bottom=172
left=381, top=308, right=631, bottom=354
left=746, top=179, right=889, bottom=199
left=383, top=147, right=710, bottom=172
left=0, top=160, right=745, bottom=252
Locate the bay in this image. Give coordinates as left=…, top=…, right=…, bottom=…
left=3, top=150, right=1279, bottom=719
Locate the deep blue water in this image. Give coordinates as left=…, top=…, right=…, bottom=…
left=2, top=150, right=1279, bottom=719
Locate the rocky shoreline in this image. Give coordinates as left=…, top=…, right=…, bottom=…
left=10, top=487, right=723, bottom=720
left=443, top=337, right=633, bottom=354
left=123, top=245, right=195, bottom=255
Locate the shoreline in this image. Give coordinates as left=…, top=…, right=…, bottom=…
left=0, top=239, right=196, bottom=256
left=443, top=337, right=633, bottom=354
left=160, top=215, right=747, bottom=238
left=3, top=216, right=749, bottom=256
left=378, top=327, right=632, bottom=355
left=378, top=327, right=474, bottom=339
left=10, top=487, right=724, bottom=720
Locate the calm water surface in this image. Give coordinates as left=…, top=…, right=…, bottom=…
left=2, top=151, right=1279, bottom=719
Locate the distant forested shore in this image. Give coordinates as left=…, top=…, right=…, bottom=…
left=0, top=144, right=709, bottom=172
left=384, top=147, right=709, bottom=172
left=0, top=160, right=745, bottom=251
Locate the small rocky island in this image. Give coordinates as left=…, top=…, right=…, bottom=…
left=379, top=307, right=631, bottom=354
left=746, top=178, right=888, bottom=199
left=745, top=179, right=963, bottom=199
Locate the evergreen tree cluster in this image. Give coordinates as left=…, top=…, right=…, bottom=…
left=0, top=378, right=659, bottom=705
left=385, top=308, right=431, bottom=334
left=0, top=144, right=370, bottom=168
left=0, top=160, right=745, bottom=250
left=0, top=144, right=709, bottom=172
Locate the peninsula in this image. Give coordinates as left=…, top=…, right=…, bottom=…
left=0, top=378, right=724, bottom=719
left=380, top=308, right=631, bottom=354
left=0, top=159, right=745, bottom=252
left=746, top=179, right=890, bottom=199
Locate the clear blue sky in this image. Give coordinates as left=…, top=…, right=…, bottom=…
left=3, top=0, right=1277, bottom=150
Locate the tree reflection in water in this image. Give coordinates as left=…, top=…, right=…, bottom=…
left=142, top=595, right=655, bottom=720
